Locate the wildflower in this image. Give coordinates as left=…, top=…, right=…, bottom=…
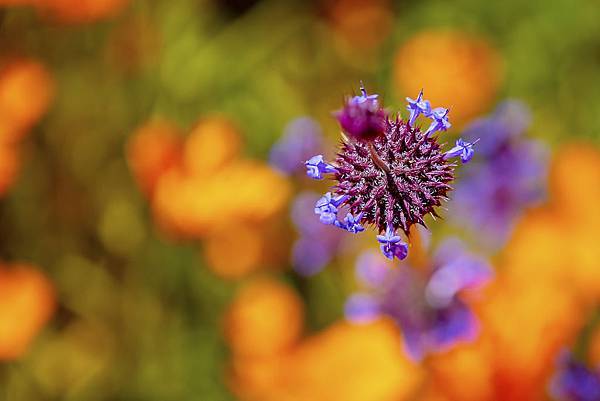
left=550, top=351, right=600, bottom=401
left=376, top=224, right=408, bottom=260
left=304, top=155, right=337, bottom=180
left=270, top=117, right=324, bottom=175
left=406, top=90, right=431, bottom=125
left=449, top=101, right=548, bottom=248
left=424, top=107, right=451, bottom=136
left=345, top=239, right=492, bottom=361
left=335, top=212, right=365, bottom=234
left=444, top=138, right=478, bottom=164
left=305, top=86, right=470, bottom=259
left=314, top=192, right=346, bottom=225
left=334, top=84, right=387, bottom=141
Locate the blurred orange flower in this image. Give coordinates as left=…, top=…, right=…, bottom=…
left=126, top=119, right=183, bottom=197
left=283, top=320, right=423, bottom=401
left=548, top=142, right=600, bottom=228
left=326, top=0, right=393, bottom=51
left=229, top=319, right=424, bottom=401
left=152, top=159, right=290, bottom=240
left=203, top=223, right=265, bottom=280
left=483, top=279, right=582, bottom=401
left=0, top=0, right=128, bottom=22
left=0, top=263, right=56, bottom=360
left=430, top=339, right=495, bottom=401
left=394, top=30, right=502, bottom=125
left=504, top=143, right=600, bottom=305
left=137, top=115, right=291, bottom=279
left=0, top=58, right=54, bottom=144
left=224, top=278, right=304, bottom=359
left=36, top=0, right=129, bottom=23
left=183, top=116, right=242, bottom=177
left=0, top=0, right=31, bottom=5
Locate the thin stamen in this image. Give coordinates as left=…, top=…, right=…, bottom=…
left=368, top=142, right=391, bottom=174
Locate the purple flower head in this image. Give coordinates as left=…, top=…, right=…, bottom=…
left=550, top=351, right=600, bottom=401
left=449, top=101, right=548, bottom=248
left=445, top=138, right=479, bottom=164
left=346, top=240, right=492, bottom=361
left=304, top=155, right=337, bottom=180
left=335, top=84, right=387, bottom=141
left=270, top=117, right=324, bottom=175
left=377, top=224, right=408, bottom=260
left=406, top=90, right=432, bottom=126
left=303, top=88, right=466, bottom=260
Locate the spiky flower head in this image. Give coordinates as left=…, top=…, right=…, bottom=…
left=305, top=85, right=476, bottom=260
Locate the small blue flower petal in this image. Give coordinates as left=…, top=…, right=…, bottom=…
left=334, top=212, right=365, bottom=233
left=314, top=192, right=339, bottom=224
left=406, top=90, right=432, bottom=126
left=444, top=138, right=479, bottom=164
left=424, top=107, right=451, bottom=136
left=376, top=224, right=408, bottom=260
left=304, top=155, right=337, bottom=179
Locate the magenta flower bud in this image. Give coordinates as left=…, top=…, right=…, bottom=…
left=335, top=85, right=387, bottom=141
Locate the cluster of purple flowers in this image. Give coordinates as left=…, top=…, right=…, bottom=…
left=304, top=85, right=477, bottom=260
left=345, top=238, right=492, bottom=360
left=550, top=351, right=600, bottom=401
left=449, top=101, right=548, bottom=249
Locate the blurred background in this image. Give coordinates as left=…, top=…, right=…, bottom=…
left=0, top=0, right=599, bottom=400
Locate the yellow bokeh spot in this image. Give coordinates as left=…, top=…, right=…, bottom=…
left=0, top=59, right=54, bottom=143
left=224, top=278, right=304, bottom=359
left=183, top=116, right=242, bottom=177
left=126, top=119, right=182, bottom=196
left=394, top=30, right=501, bottom=125
left=0, top=263, right=56, bottom=360
left=548, top=142, right=600, bottom=226
left=203, top=224, right=264, bottom=280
